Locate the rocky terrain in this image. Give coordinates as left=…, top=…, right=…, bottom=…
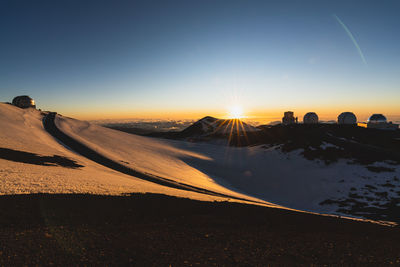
left=1, top=193, right=400, bottom=266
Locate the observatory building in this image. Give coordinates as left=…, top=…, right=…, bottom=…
left=364, top=114, right=398, bottom=130
left=303, top=112, right=318, bottom=124
left=368, top=114, right=387, bottom=124
left=337, top=112, right=357, bottom=125
left=12, top=95, right=36, bottom=109
left=282, top=111, right=297, bottom=125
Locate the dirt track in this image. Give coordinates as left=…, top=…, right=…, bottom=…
left=43, top=112, right=265, bottom=205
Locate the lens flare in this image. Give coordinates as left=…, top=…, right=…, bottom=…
left=228, top=106, right=244, bottom=119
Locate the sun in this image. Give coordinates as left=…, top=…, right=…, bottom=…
left=228, top=105, right=244, bottom=119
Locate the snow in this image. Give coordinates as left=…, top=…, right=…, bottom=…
left=160, top=140, right=400, bottom=217
left=0, top=103, right=263, bottom=203
left=54, top=114, right=265, bottom=203
left=320, top=142, right=340, bottom=149
left=54, top=110, right=400, bottom=219
left=1, top=102, right=399, bottom=223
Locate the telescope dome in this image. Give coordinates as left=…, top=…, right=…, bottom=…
left=368, top=114, right=387, bottom=124
left=337, top=112, right=357, bottom=125
left=12, top=95, right=36, bottom=109
left=303, top=112, right=318, bottom=124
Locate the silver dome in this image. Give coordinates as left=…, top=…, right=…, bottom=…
left=12, top=95, right=36, bottom=109
left=337, top=112, right=357, bottom=124
left=368, top=114, right=387, bottom=124
left=303, top=112, right=318, bottom=124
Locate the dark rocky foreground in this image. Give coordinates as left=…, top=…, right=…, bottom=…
left=0, top=193, right=399, bottom=266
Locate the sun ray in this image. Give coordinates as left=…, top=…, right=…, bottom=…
left=234, top=119, right=240, bottom=146
left=227, top=119, right=235, bottom=145
left=238, top=119, right=249, bottom=144
left=214, top=119, right=230, bottom=133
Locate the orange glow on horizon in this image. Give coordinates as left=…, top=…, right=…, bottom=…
left=60, top=106, right=400, bottom=124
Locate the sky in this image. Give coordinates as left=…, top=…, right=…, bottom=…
left=1, top=0, right=399, bottom=122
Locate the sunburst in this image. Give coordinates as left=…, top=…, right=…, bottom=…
left=228, top=105, right=244, bottom=119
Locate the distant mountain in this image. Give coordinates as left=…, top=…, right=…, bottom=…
left=145, top=118, right=400, bottom=165
left=180, top=116, right=259, bottom=137
left=266, top=120, right=282, bottom=126
left=112, top=116, right=400, bottom=164
left=141, top=116, right=261, bottom=145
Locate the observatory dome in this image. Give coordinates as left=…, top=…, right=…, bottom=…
left=303, top=112, right=318, bottom=124
left=337, top=112, right=357, bottom=125
left=12, top=95, right=36, bottom=109
left=368, top=114, right=387, bottom=124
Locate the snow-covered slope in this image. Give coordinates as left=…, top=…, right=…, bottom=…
left=55, top=112, right=400, bottom=221
left=54, top=114, right=265, bottom=203
left=2, top=102, right=398, bottom=222
left=165, top=140, right=400, bottom=221
left=0, top=103, right=264, bottom=203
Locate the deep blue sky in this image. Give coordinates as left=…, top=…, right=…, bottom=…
left=1, top=0, right=399, bottom=120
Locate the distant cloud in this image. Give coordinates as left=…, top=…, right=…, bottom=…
left=94, top=119, right=195, bottom=133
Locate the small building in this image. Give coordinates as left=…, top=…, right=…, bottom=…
left=303, top=112, right=318, bottom=124
left=282, top=111, right=297, bottom=125
left=337, top=112, right=357, bottom=125
left=12, top=95, right=36, bottom=109
left=361, top=114, right=399, bottom=130
left=368, top=114, right=387, bottom=124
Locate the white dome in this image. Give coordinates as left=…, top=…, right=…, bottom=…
left=368, top=114, right=387, bottom=124
left=338, top=112, right=357, bottom=124
left=303, top=112, right=318, bottom=124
